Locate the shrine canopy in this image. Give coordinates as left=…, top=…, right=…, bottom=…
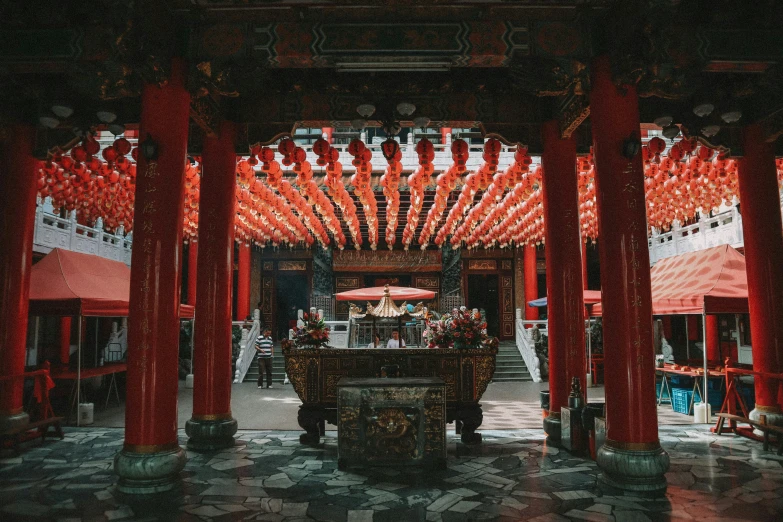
left=591, top=245, right=748, bottom=316
left=335, top=286, right=436, bottom=302
left=527, top=290, right=602, bottom=308
left=28, top=249, right=195, bottom=318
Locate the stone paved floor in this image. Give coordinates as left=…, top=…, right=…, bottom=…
left=2, top=426, right=782, bottom=521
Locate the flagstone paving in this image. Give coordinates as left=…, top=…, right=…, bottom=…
left=2, top=426, right=782, bottom=521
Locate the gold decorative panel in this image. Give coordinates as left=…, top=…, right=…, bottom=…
left=414, top=276, right=440, bottom=289
left=501, top=260, right=512, bottom=270
left=279, top=260, right=307, bottom=271
left=336, top=277, right=360, bottom=289
left=468, top=259, right=497, bottom=270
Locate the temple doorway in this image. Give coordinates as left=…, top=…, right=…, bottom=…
left=275, top=274, right=308, bottom=340
left=467, top=274, right=500, bottom=338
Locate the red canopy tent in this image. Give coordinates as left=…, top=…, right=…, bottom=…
left=29, top=248, right=194, bottom=318
left=335, top=285, right=436, bottom=302
left=590, top=245, right=748, bottom=316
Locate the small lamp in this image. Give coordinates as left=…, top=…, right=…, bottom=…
left=622, top=133, right=641, bottom=160
left=141, top=135, right=158, bottom=161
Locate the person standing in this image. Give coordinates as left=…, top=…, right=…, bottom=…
left=255, top=328, right=274, bottom=389
left=387, top=329, right=406, bottom=348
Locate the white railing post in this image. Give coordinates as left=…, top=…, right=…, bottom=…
left=694, top=214, right=720, bottom=250
left=68, top=212, right=78, bottom=249
left=671, top=221, right=680, bottom=255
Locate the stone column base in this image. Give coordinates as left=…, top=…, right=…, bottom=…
left=0, top=410, right=29, bottom=434
left=114, top=445, right=186, bottom=495
left=597, top=439, right=669, bottom=495
left=749, top=405, right=783, bottom=437
left=185, top=416, right=238, bottom=451
left=543, top=411, right=561, bottom=446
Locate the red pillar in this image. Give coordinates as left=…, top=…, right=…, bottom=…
left=60, top=317, right=72, bottom=365
left=524, top=244, right=539, bottom=322
left=705, top=315, right=720, bottom=364
left=321, top=127, right=333, bottom=144
left=590, top=55, right=668, bottom=492
left=582, top=242, right=589, bottom=290
left=541, top=120, right=586, bottom=442
left=236, top=243, right=251, bottom=321
left=187, top=241, right=198, bottom=305
left=186, top=121, right=238, bottom=450
left=114, top=59, right=190, bottom=494
left=441, top=127, right=452, bottom=144
left=0, top=125, right=37, bottom=432
left=738, top=123, right=783, bottom=423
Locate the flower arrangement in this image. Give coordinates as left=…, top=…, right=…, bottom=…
left=423, top=317, right=453, bottom=348
left=424, top=306, right=491, bottom=349
left=291, top=312, right=330, bottom=348
left=449, top=307, right=487, bottom=349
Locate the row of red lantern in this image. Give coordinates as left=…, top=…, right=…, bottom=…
left=183, top=162, right=201, bottom=241
left=348, top=139, right=379, bottom=249
left=443, top=145, right=534, bottom=248
left=443, top=140, right=525, bottom=246
left=237, top=159, right=313, bottom=246
left=38, top=134, right=783, bottom=252
left=292, top=143, right=346, bottom=248
left=416, top=139, right=470, bottom=248
left=258, top=142, right=330, bottom=247
left=325, top=160, right=362, bottom=249
left=36, top=137, right=140, bottom=234
left=402, top=139, right=436, bottom=249
left=380, top=139, right=404, bottom=249
left=472, top=168, right=543, bottom=248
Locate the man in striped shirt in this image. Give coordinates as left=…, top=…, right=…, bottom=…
left=255, top=328, right=274, bottom=389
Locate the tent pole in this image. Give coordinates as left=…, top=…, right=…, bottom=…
left=33, top=316, right=40, bottom=365
left=685, top=315, right=690, bottom=361
left=702, top=312, right=709, bottom=417
left=77, top=315, right=82, bottom=427
left=95, top=317, right=99, bottom=366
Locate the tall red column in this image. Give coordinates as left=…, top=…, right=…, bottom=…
left=0, top=125, right=37, bottom=432
left=582, top=242, right=589, bottom=290
left=186, top=121, right=238, bottom=450
left=187, top=241, right=198, bottom=305
left=236, top=242, right=251, bottom=321
left=705, top=315, right=720, bottom=364
left=738, top=123, right=783, bottom=425
left=541, top=120, right=586, bottom=442
left=524, top=244, right=539, bottom=322
left=321, top=127, right=333, bottom=143
left=590, top=55, right=668, bottom=492
left=114, top=59, right=190, bottom=494
left=60, top=317, right=72, bottom=365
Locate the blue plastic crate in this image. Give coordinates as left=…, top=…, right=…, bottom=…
left=739, top=386, right=755, bottom=410
left=701, top=390, right=724, bottom=410
left=672, top=388, right=696, bottom=414
left=670, top=375, right=694, bottom=388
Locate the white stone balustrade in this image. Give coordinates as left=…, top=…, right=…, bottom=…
left=34, top=198, right=132, bottom=265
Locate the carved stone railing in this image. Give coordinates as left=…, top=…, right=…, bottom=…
left=515, top=317, right=545, bottom=383
left=233, top=309, right=261, bottom=383
left=648, top=192, right=783, bottom=265
left=283, top=340, right=497, bottom=446
left=34, top=199, right=132, bottom=265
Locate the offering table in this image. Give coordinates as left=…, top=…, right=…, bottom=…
left=282, top=341, right=497, bottom=446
